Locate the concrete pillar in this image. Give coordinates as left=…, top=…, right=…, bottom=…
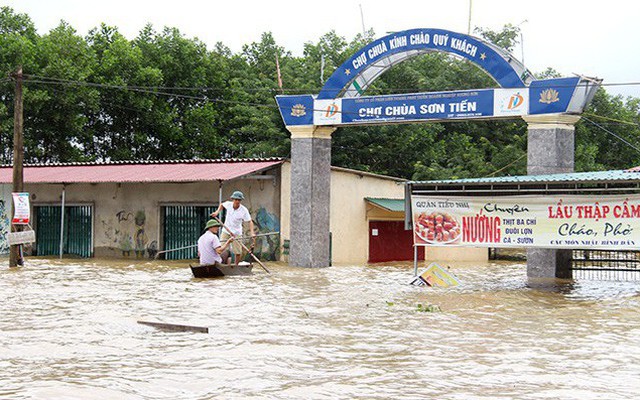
left=523, top=114, right=580, bottom=280
left=287, top=126, right=336, bottom=268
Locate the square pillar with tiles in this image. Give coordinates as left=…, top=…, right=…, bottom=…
left=288, top=126, right=335, bottom=268
left=524, top=114, right=581, bottom=279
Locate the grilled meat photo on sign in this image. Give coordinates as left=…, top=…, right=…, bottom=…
left=414, top=211, right=461, bottom=244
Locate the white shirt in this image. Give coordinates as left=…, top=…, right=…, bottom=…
left=198, top=231, right=222, bottom=265
left=222, top=201, right=251, bottom=236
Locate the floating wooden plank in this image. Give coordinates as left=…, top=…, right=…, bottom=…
left=137, top=320, right=209, bottom=333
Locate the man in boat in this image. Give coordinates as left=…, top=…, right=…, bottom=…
left=197, top=219, right=234, bottom=265
left=210, top=190, right=255, bottom=264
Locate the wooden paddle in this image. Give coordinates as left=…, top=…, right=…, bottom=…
left=213, top=216, right=270, bottom=274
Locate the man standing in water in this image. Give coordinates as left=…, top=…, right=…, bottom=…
left=210, top=191, right=255, bottom=264
left=198, top=219, right=233, bottom=265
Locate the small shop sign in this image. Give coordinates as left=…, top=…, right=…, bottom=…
left=412, top=194, right=640, bottom=250
left=8, top=229, right=36, bottom=245
left=11, top=192, right=30, bottom=224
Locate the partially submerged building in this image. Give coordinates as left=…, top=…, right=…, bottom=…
left=0, top=158, right=420, bottom=264
left=405, top=167, right=640, bottom=279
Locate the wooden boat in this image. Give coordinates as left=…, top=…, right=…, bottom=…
left=190, top=262, right=253, bottom=278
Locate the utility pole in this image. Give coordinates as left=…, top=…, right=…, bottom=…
left=9, top=66, right=24, bottom=268
left=518, top=20, right=528, bottom=65
left=467, top=0, right=473, bottom=34
left=359, top=4, right=366, bottom=38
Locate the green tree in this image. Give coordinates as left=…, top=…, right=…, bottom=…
left=26, top=21, right=99, bottom=162
left=0, top=6, right=38, bottom=163
left=474, top=24, right=520, bottom=52
left=86, top=24, right=164, bottom=160
left=575, top=89, right=640, bottom=171
left=0, top=10, right=636, bottom=182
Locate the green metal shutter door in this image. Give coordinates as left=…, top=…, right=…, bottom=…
left=35, top=205, right=92, bottom=258
left=163, top=205, right=216, bottom=260
left=70, top=205, right=92, bottom=257
left=36, top=206, right=61, bottom=256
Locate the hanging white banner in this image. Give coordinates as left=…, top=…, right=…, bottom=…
left=12, top=192, right=30, bottom=225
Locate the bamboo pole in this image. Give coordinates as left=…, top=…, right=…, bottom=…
left=213, top=217, right=270, bottom=274
left=154, top=231, right=279, bottom=259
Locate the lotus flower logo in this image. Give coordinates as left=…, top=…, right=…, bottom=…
left=539, top=89, right=560, bottom=104
left=290, top=104, right=306, bottom=117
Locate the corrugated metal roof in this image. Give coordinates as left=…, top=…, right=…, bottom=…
left=0, top=158, right=284, bottom=184
left=406, top=168, right=640, bottom=186
left=365, top=197, right=405, bottom=212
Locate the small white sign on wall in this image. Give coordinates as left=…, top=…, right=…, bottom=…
left=372, top=229, right=379, bottom=236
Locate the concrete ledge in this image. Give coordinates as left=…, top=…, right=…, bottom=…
left=287, top=126, right=336, bottom=139
left=523, top=114, right=581, bottom=129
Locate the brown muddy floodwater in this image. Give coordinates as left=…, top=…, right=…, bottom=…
left=1, top=258, right=640, bottom=399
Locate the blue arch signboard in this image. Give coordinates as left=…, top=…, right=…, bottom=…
left=318, top=28, right=530, bottom=99
left=275, top=28, right=600, bottom=128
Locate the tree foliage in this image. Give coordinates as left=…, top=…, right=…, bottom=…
left=0, top=6, right=638, bottom=181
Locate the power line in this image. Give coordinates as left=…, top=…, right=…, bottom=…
left=582, top=117, right=640, bottom=155
left=20, top=73, right=640, bottom=94
left=583, top=112, right=640, bottom=128
left=485, top=153, right=527, bottom=177
left=16, top=75, right=640, bottom=125
left=22, top=74, right=312, bottom=93
left=24, top=78, right=280, bottom=110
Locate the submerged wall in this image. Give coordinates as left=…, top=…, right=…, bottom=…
left=22, top=167, right=282, bottom=259
left=281, top=162, right=489, bottom=265
left=281, top=162, right=406, bottom=265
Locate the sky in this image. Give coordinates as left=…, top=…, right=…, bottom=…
left=3, top=0, right=640, bottom=98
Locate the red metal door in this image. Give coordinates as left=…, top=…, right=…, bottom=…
left=368, top=220, right=424, bottom=263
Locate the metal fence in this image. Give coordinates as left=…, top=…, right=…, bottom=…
left=571, top=249, right=640, bottom=280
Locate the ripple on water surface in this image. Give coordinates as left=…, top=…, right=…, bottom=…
left=1, top=258, right=639, bottom=399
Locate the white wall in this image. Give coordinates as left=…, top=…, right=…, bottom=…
left=22, top=167, right=282, bottom=259
left=330, top=169, right=405, bottom=264
left=280, top=161, right=406, bottom=265
left=280, top=162, right=489, bottom=265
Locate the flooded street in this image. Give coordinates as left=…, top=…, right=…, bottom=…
left=1, top=259, right=639, bottom=399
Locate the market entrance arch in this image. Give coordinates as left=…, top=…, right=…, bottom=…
left=317, top=28, right=531, bottom=100
left=275, top=28, right=601, bottom=275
